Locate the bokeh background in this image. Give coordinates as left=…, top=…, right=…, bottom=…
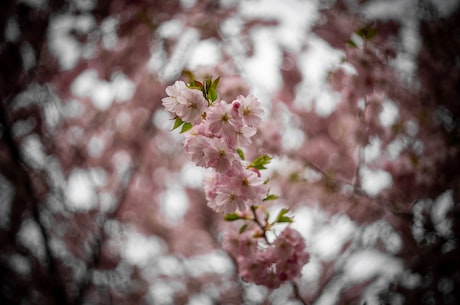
left=1, top=0, right=460, bottom=304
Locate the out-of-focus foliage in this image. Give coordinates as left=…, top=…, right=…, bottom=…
left=0, top=0, right=459, bottom=304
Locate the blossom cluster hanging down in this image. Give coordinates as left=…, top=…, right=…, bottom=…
left=162, top=74, right=309, bottom=288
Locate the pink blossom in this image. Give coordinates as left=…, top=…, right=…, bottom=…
left=183, top=134, right=208, bottom=168
left=203, top=137, right=237, bottom=173
left=235, top=94, right=264, bottom=127
left=161, top=80, right=188, bottom=116
left=177, top=87, right=208, bottom=124
left=228, top=166, right=267, bottom=206
left=222, top=227, right=310, bottom=289
left=234, top=125, right=257, bottom=147
left=212, top=191, right=246, bottom=213
left=206, top=100, right=239, bottom=139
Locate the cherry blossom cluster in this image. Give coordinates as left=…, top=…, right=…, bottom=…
left=162, top=78, right=267, bottom=214
left=162, top=75, right=309, bottom=288
left=223, top=226, right=310, bottom=288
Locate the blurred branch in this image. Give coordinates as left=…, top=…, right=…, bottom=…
left=292, top=281, right=310, bottom=305
left=73, top=163, right=138, bottom=305
left=353, top=96, right=369, bottom=192
left=0, top=102, right=69, bottom=305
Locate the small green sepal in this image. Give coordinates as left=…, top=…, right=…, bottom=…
left=236, top=148, right=245, bottom=160
left=180, top=122, right=193, bottom=133
left=172, top=117, right=184, bottom=130
left=263, top=194, right=279, bottom=201
left=224, top=213, right=241, bottom=221
left=249, top=155, right=272, bottom=170
left=275, top=208, right=293, bottom=223
left=239, top=223, right=249, bottom=234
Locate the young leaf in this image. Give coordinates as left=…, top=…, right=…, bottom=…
left=239, top=223, right=249, bottom=234
left=172, top=117, right=184, bottom=130
left=263, top=194, right=279, bottom=201
left=208, top=87, right=218, bottom=102
left=249, top=155, right=272, bottom=170
left=236, top=148, right=245, bottom=160
left=356, top=24, right=377, bottom=40
left=346, top=39, right=358, bottom=48
left=275, top=208, right=293, bottom=223
left=224, top=213, right=241, bottom=221
left=180, top=122, right=193, bottom=133
left=182, top=69, right=195, bottom=84
left=211, top=76, right=221, bottom=90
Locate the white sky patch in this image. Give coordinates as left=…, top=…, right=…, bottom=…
left=431, top=190, right=454, bottom=238
left=180, top=163, right=205, bottom=188
left=245, top=28, right=282, bottom=95
left=295, top=35, right=343, bottom=115
left=183, top=251, right=235, bottom=276
left=149, top=280, right=184, bottom=305
left=5, top=17, right=20, bottom=42
left=88, top=133, right=107, bottom=157
left=155, top=255, right=185, bottom=277
left=362, top=220, right=403, bottom=254
left=18, top=219, right=45, bottom=261
left=311, top=214, right=357, bottom=261
left=9, top=254, right=31, bottom=276
left=157, top=19, right=185, bottom=39
left=21, top=42, right=36, bottom=71
left=73, top=0, right=97, bottom=11
left=188, top=38, right=222, bottom=69
left=291, top=206, right=324, bottom=241
left=121, top=229, right=166, bottom=267
left=187, top=294, right=214, bottom=305
left=282, top=125, right=305, bottom=151
left=21, top=134, right=47, bottom=170
left=343, top=249, right=403, bottom=283
left=360, top=166, right=392, bottom=197
left=65, top=168, right=97, bottom=211
left=112, top=150, right=132, bottom=176
left=159, top=187, right=189, bottom=223
left=379, top=100, right=399, bottom=127
left=405, top=120, right=419, bottom=137
left=364, top=136, right=382, bottom=163
left=71, top=69, right=136, bottom=110
left=48, top=14, right=95, bottom=70
left=100, top=16, right=119, bottom=49
left=161, top=27, right=200, bottom=81
left=386, top=135, right=409, bottom=160
left=239, top=0, right=317, bottom=52
left=429, top=0, right=460, bottom=17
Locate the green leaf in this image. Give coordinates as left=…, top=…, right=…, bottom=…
left=275, top=208, right=293, bottom=223
left=211, top=76, right=221, bottom=90
left=207, top=87, right=218, bottom=102
left=345, top=39, right=358, bottom=48
left=224, top=213, right=241, bottom=221
left=180, top=122, right=193, bottom=133
left=239, top=223, right=249, bottom=234
left=356, top=24, right=377, bottom=40
left=172, top=117, right=184, bottom=130
left=249, top=155, right=272, bottom=170
left=263, top=194, right=279, bottom=201
left=236, top=148, right=245, bottom=160
left=182, top=69, right=195, bottom=84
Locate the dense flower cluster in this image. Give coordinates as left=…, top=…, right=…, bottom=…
left=162, top=77, right=310, bottom=288
left=222, top=227, right=310, bottom=288
left=162, top=80, right=267, bottom=213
